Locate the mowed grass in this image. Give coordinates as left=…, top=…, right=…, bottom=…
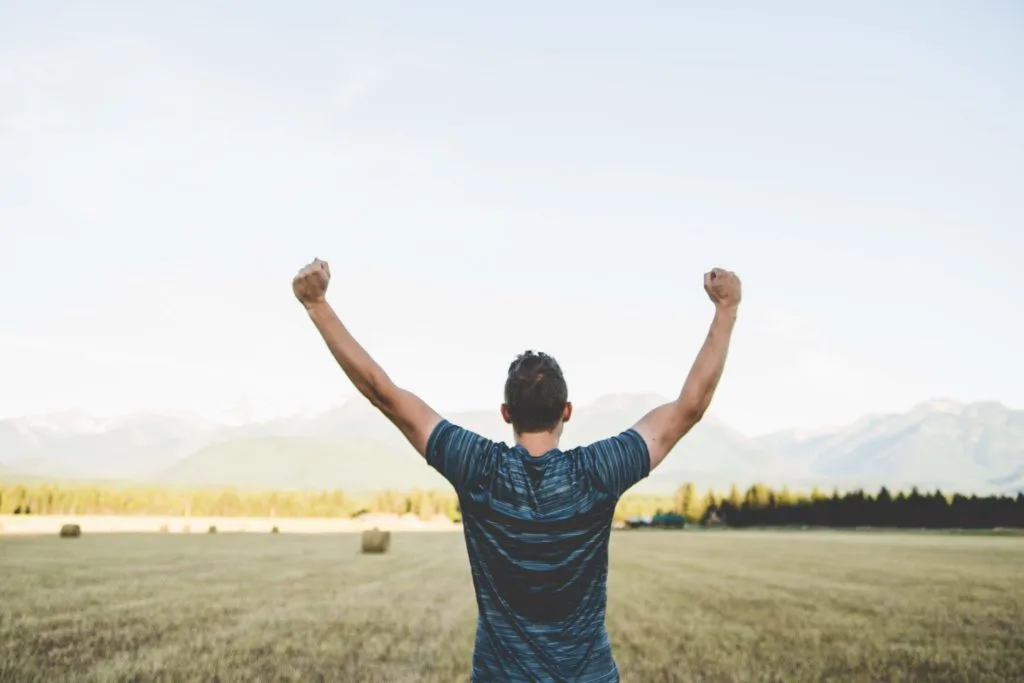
left=1, top=530, right=1022, bottom=683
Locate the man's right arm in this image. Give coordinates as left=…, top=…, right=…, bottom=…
left=292, top=258, right=443, bottom=458
left=632, top=268, right=741, bottom=472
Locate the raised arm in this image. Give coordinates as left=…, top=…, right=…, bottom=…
left=632, top=268, right=741, bottom=471
left=291, top=258, right=442, bottom=457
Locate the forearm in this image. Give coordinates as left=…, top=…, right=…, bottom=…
left=304, top=300, right=395, bottom=406
left=632, top=268, right=740, bottom=469
left=675, top=306, right=737, bottom=420
left=292, top=259, right=442, bottom=456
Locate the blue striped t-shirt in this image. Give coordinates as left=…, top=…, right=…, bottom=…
left=426, top=420, right=651, bottom=682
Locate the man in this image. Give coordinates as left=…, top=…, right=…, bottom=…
left=292, top=258, right=741, bottom=682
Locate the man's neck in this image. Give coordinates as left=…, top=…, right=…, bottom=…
left=515, top=430, right=560, bottom=457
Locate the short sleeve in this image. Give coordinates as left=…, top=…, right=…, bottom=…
left=577, top=429, right=651, bottom=499
left=425, top=420, right=497, bottom=494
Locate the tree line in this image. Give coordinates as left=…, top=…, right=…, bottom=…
left=0, top=483, right=459, bottom=521
left=664, top=482, right=1024, bottom=529
left=1, top=480, right=1022, bottom=528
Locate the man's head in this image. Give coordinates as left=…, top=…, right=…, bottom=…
left=501, top=350, right=572, bottom=435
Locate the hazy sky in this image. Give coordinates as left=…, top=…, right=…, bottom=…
left=2, top=1, right=1022, bottom=435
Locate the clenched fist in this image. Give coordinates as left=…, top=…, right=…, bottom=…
left=704, top=268, right=741, bottom=311
left=292, top=258, right=330, bottom=308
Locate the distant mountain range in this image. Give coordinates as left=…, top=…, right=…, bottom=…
left=1, top=396, right=1022, bottom=495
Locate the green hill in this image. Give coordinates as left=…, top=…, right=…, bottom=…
left=0, top=412, right=221, bottom=480
left=4, top=395, right=1022, bottom=495
left=153, top=435, right=448, bottom=493
left=754, top=400, right=1024, bottom=493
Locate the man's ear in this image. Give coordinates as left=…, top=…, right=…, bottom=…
left=500, top=403, right=513, bottom=425
left=563, top=402, right=573, bottom=423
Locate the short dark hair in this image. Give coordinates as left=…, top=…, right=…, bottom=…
left=503, top=350, right=568, bottom=433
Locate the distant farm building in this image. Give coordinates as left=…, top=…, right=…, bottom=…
left=625, top=513, right=686, bottom=529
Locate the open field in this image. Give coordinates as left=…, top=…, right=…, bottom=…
left=1, top=531, right=1022, bottom=682
left=0, top=513, right=458, bottom=535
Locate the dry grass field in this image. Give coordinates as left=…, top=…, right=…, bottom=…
left=1, top=529, right=1022, bottom=682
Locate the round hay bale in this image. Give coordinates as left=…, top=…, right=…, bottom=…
left=207, top=525, right=217, bottom=534
left=361, top=528, right=390, bottom=554
left=158, top=524, right=170, bottom=533
left=181, top=524, right=191, bottom=534
left=59, top=524, right=81, bottom=538
left=271, top=525, right=280, bottom=534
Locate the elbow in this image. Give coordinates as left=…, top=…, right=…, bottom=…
left=361, top=374, right=397, bottom=412
left=676, top=395, right=708, bottom=426
left=684, top=403, right=707, bottom=426
left=366, top=389, right=389, bottom=412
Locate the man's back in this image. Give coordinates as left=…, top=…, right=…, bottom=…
left=427, top=420, right=650, bottom=683
left=291, top=258, right=740, bottom=680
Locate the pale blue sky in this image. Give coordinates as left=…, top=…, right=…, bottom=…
left=1, top=1, right=1022, bottom=434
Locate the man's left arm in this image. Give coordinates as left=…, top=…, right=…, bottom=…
left=293, top=258, right=442, bottom=457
